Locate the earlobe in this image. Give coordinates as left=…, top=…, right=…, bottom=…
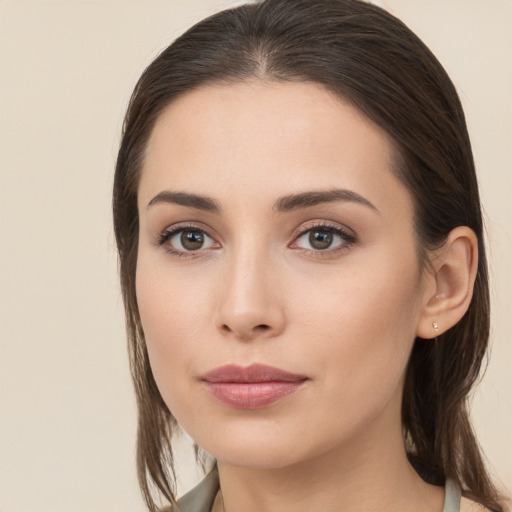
left=416, top=226, right=478, bottom=339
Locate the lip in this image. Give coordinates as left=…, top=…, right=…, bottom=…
left=201, top=364, right=309, bottom=409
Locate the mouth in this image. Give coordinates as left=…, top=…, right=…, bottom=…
left=201, top=363, right=309, bottom=409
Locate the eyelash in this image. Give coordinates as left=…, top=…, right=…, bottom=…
left=155, top=221, right=357, bottom=258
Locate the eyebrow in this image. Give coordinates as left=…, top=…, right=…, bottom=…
left=146, top=188, right=378, bottom=214
left=147, top=191, right=221, bottom=212
left=273, top=189, right=379, bottom=213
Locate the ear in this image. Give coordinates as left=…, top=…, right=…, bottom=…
left=416, top=226, right=479, bottom=339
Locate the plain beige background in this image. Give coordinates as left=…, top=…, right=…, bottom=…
left=0, top=1, right=510, bottom=511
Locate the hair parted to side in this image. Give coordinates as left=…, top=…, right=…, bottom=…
left=113, top=0, right=504, bottom=510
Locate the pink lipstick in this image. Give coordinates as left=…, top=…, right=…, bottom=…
left=201, top=364, right=308, bottom=409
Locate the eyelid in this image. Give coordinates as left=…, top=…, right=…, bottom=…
left=291, top=219, right=356, bottom=239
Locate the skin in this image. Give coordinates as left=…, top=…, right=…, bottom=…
left=136, top=81, right=478, bottom=512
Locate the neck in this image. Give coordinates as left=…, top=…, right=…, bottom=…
left=214, top=417, right=443, bottom=512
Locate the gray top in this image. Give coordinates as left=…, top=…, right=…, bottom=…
left=175, top=467, right=462, bottom=512
left=176, top=468, right=220, bottom=512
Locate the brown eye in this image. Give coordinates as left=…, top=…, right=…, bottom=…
left=308, top=230, right=333, bottom=250
left=180, top=229, right=205, bottom=250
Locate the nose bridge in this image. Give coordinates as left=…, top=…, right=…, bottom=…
left=216, top=237, right=285, bottom=340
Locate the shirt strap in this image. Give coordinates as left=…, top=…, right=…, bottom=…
left=443, top=478, right=462, bottom=512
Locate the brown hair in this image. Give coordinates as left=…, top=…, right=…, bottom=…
left=113, top=0, right=504, bottom=510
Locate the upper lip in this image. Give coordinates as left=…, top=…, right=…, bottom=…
left=201, top=363, right=308, bottom=383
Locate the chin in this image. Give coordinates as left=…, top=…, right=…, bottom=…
left=189, top=419, right=336, bottom=471
left=210, top=442, right=305, bottom=470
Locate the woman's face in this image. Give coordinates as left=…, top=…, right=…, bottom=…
left=136, top=81, right=431, bottom=469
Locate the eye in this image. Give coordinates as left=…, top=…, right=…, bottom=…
left=291, top=223, right=356, bottom=253
left=158, top=226, right=217, bottom=255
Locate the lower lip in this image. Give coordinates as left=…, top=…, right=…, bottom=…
left=204, top=381, right=306, bottom=409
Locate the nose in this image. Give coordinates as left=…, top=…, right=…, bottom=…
left=215, top=248, right=286, bottom=342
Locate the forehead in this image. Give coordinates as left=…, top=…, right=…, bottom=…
left=139, top=81, right=410, bottom=217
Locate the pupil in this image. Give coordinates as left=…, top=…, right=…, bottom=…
left=181, top=230, right=204, bottom=250
left=309, top=230, right=333, bottom=250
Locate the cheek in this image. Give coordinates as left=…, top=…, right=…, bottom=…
left=135, top=254, right=203, bottom=391
left=294, top=252, right=422, bottom=332
left=136, top=242, right=214, bottom=339
left=291, top=252, right=423, bottom=409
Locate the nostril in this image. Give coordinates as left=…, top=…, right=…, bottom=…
left=221, top=323, right=270, bottom=334
left=254, top=324, right=271, bottom=331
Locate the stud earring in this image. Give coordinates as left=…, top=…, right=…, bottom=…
left=432, top=321, right=439, bottom=333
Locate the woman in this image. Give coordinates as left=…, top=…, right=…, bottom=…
left=113, top=0, right=507, bottom=510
